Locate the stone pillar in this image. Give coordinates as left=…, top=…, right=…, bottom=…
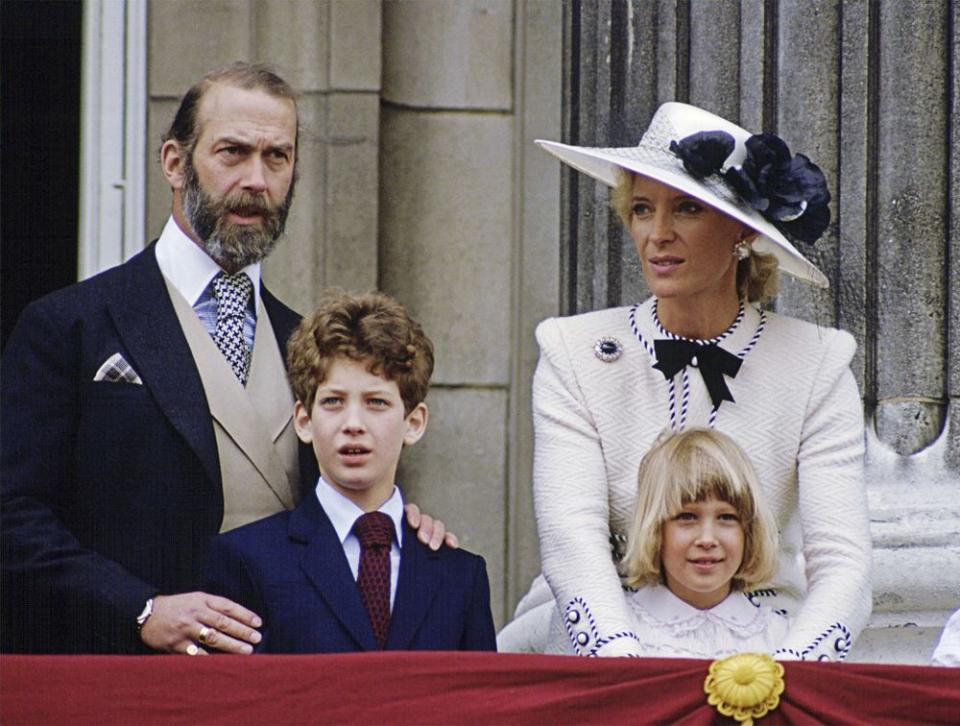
left=379, top=0, right=514, bottom=626
left=874, top=1, right=949, bottom=457
left=559, top=0, right=960, bottom=664
left=856, top=0, right=959, bottom=664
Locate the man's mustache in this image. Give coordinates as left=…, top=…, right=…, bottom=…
left=223, top=192, right=273, bottom=218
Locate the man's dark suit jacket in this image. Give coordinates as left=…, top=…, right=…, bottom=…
left=0, top=243, right=318, bottom=653
left=202, top=493, right=497, bottom=653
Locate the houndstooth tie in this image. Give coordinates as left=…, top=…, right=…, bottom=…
left=212, top=272, right=253, bottom=385
left=354, top=512, right=394, bottom=649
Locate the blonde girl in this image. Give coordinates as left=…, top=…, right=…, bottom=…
left=547, top=428, right=787, bottom=658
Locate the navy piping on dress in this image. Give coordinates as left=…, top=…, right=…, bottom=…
left=563, top=597, right=642, bottom=657
left=772, top=621, right=852, bottom=661
left=628, top=300, right=767, bottom=430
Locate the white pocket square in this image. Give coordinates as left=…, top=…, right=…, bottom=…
left=93, top=353, right=143, bottom=384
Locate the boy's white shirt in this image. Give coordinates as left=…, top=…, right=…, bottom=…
left=314, top=476, right=403, bottom=608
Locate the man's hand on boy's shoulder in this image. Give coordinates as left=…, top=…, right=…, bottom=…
left=404, top=503, right=459, bottom=551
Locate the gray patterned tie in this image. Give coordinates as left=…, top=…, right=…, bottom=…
left=212, top=272, right=253, bottom=385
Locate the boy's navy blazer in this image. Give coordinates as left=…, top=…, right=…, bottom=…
left=1, top=243, right=318, bottom=653
left=202, top=492, right=497, bottom=653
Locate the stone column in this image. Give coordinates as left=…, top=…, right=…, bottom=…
left=379, top=0, right=516, bottom=625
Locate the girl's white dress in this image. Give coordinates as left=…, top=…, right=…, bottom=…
left=547, top=585, right=790, bottom=658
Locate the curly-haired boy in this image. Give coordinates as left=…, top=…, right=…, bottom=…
left=203, top=291, right=496, bottom=653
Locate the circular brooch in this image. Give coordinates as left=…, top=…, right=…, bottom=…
left=594, top=337, right=623, bottom=363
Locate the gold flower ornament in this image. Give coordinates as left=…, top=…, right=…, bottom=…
left=704, top=652, right=785, bottom=725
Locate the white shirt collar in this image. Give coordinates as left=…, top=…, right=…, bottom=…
left=154, top=215, right=262, bottom=308
left=632, top=584, right=763, bottom=629
left=314, top=476, right=404, bottom=547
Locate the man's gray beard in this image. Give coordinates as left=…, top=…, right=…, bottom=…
left=181, top=159, right=294, bottom=270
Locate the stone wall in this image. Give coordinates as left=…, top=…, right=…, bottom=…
left=378, top=0, right=561, bottom=624
left=560, top=0, right=959, bottom=664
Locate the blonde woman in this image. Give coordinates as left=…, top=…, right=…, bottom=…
left=501, top=103, right=871, bottom=661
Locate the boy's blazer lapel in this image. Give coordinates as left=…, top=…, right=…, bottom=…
left=386, top=522, right=443, bottom=649
left=107, top=243, right=220, bottom=490
left=292, top=495, right=379, bottom=651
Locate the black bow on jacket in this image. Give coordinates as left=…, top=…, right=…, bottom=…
left=652, top=339, right=743, bottom=409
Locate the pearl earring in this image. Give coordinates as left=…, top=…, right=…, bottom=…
left=733, top=241, right=751, bottom=260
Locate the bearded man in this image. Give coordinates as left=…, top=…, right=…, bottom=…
left=1, top=63, right=450, bottom=655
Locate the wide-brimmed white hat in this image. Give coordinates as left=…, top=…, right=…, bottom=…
left=536, top=102, right=829, bottom=287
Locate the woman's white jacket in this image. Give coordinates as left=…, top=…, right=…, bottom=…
left=527, top=297, right=872, bottom=659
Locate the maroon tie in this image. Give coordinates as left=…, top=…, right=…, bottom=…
left=354, top=512, right=394, bottom=649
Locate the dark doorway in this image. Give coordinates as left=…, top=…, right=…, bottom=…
left=2, top=0, right=82, bottom=349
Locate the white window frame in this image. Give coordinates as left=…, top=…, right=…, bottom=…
left=78, top=0, right=147, bottom=279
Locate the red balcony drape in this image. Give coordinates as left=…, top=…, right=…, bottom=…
left=2, top=652, right=958, bottom=724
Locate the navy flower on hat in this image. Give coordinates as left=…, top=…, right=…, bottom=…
left=669, top=131, right=735, bottom=179
left=723, top=133, right=831, bottom=245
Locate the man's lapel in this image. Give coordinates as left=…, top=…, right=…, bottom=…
left=262, top=287, right=320, bottom=499
left=107, top=244, right=220, bottom=489
left=385, top=522, right=443, bottom=649
left=261, top=285, right=300, bottom=351
left=292, top=495, right=379, bottom=651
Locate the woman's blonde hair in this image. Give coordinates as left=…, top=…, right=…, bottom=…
left=621, top=428, right=778, bottom=591
left=612, top=170, right=779, bottom=303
